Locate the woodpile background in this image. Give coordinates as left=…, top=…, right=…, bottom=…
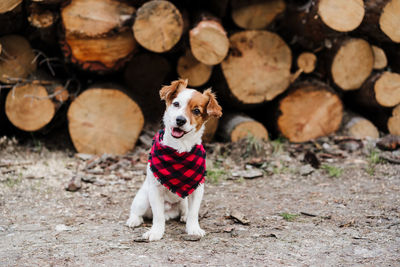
left=0, top=0, right=400, bottom=155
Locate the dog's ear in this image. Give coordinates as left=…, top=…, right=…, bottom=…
left=203, top=88, right=222, bottom=118
left=160, top=79, right=188, bottom=104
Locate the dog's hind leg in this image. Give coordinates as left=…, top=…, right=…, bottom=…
left=126, top=181, right=149, bottom=228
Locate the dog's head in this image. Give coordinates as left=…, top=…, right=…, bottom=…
left=160, top=79, right=222, bottom=140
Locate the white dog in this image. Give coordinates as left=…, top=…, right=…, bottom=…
left=126, top=79, right=222, bottom=241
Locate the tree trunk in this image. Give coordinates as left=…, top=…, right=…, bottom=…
left=124, top=53, right=172, bottom=123
left=177, top=49, right=212, bottom=87
left=60, top=0, right=136, bottom=73
left=281, top=0, right=365, bottom=49
left=133, top=0, right=183, bottom=53
left=231, top=0, right=286, bottom=30
left=0, top=0, right=24, bottom=35
left=388, top=104, right=400, bottom=135
left=276, top=80, right=343, bottom=142
left=324, top=38, right=374, bottom=91
left=218, top=113, right=269, bottom=142
left=341, top=111, right=379, bottom=139
left=0, top=35, right=37, bottom=84
left=220, top=30, right=292, bottom=105
left=4, top=74, right=67, bottom=132
left=189, top=13, right=229, bottom=65
left=67, top=85, right=144, bottom=155
left=359, top=0, right=400, bottom=43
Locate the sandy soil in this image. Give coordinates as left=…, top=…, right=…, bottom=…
left=0, top=135, right=399, bottom=266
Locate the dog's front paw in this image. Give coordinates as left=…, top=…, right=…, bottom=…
left=143, top=228, right=164, bottom=241
left=126, top=214, right=143, bottom=228
left=186, top=225, right=205, bottom=237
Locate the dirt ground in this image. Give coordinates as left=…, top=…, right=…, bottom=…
left=0, top=133, right=399, bottom=266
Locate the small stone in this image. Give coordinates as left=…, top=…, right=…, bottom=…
left=65, top=176, right=82, bottom=192
left=55, top=224, right=71, bottom=232
left=133, top=237, right=150, bottom=243
left=299, top=164, right=314, bottom=176
left=181, top=234, right=202, bottom=241
left=230, top=210, right=250, bottom=225
left=75, top=153, right=94, bottom=161
left=231, top=169, right=263, bottom=179
left=82, top=176, right=96, bottom=183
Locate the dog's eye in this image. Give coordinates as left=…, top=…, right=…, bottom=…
left=173, top=102, right=179, bottom=107
left=192, top=108, right=201, bottom=115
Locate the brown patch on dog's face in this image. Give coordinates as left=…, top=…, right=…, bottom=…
left=160, top=79, right=188, bottom=106
left=186, top=89, right=222, bottom=131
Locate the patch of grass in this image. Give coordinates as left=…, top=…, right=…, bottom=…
left=271, top=136, right=285, bottom=154
left=365, top=149, right=384, bottom=176
left=280, top=213, right=299, bottom=222
left=2, top=173, right=23, bottom=188
left=321, top=164, right=343, bottom=178
left=206, top=168, right=226, bottom=184
left=244, top=133, right=263, bottom=157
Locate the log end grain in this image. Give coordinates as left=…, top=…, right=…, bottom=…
left=318, top=0, right=365, bottom=32
left=231, top=0, right=285, bottom=30
left=189, top=20, right=229, bottom=65
left=388, top=105, right=400, bottom=135
left=219, top=113, right=268, bottom=142
left=372, top=45, right=388, bottom=70
left=221, top=30, right=292, bottom=104
left=67, top=88, right=144, bottom=155
left=344, top=117, right=379, bottom=139
left=331, top=38, right=373, bottom=90
left=379, top=0, right=400, bottom=43
left=0, top=0, right=22, bottom=13
left=202, top=117, right=219, bottom=143
left=297, top=52, right=317, bottom=74
left=5, top=84, right=55, bottom=132
left=133, top=0, right=183, bottom=53
left=177, top=49, right=212, bottom=87
left=277, top=82, right=343, bottom=142
left=374, top=72, right=400, bottom=107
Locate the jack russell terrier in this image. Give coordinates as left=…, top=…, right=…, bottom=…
left=126, top=79, right=222, bottom=241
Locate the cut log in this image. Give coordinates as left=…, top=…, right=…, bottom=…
left=388, top=104, right=400, bottom=135
left=27, top=3, right=58, bottom=46
left=0, top=0, right=24, bottom=35
left=351, top=71, right=400, bottom=109
left=231, top=0, right=286, bottom=30
left=133, top=0, right=183, bottom=53
left=0, top=35, right=37, bottom=84
left=297, top=52, right=317, bottom=74
left=221, top=30, right=292, bottom=104
left=276, top=81, right=343, bottom=142
left=202, top=117, right=219, bottom=143
left=341, top=111, right=379, bottom=139
left=177, top=49, right=212, bottom=87
left=328, top=38, right=374, bottom=91
left=124, top=53, right=172, bottom=122
left=67, top=85, right=144, bottom=155
left=4, top=75, right=66, bottom=132
left=360, top=0, right=400, bottom=43
left=372, top=45, right=388, bottom=70
left=60, top=0, right=136, bottom=72
left=189, top=14, right=229, bottom=65
left=281, top=0, right=364, bottom=49
left=218, top=113, right=269, bottom=142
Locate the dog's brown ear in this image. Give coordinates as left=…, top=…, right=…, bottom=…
left=160, top=79, right=188, bottom=104
left=203, top=88, right=222, bottom=118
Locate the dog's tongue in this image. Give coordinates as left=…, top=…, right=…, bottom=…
left=171, top=127, right=185, bottom=138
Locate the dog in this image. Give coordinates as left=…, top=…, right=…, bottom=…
left=126, top=79, right=222, bottom=241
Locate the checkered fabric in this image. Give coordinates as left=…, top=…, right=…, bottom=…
left=149, top=129, right=206, bottom=198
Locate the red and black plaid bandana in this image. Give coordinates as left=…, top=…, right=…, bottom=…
left=149, top=129, right=206, bottom=198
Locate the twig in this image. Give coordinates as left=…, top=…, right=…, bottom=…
left=0, top=161, right=33, bottom=168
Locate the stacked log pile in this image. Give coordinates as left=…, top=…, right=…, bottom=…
left=1, top=0, right=400, bottom=155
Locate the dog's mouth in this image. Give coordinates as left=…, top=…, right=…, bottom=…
left=171, top=127, right=187, bottom=139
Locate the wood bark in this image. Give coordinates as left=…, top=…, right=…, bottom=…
left=231, top=0, right=286, bottom=30
left=189, top=13, right=229, bottom=65
left=124, top=53, right=172, bottom=122
left=5, top=73, right=67, bottom=132
left=220, top=30, right=292, bottom=105
left=0, top=35, right=37, bottom=84
left=133, top=0, right=183, bottom=53
left=27, top=3, right=59, bottom=47
left=60, top=0, right=137, bottom=73
left=177, top=49, right=212, bottom=87
left=218, top=113, right=269, bottom=142
left=359, top=0, right=400, bottom=43
left=276, top=80, right=343, bottom=142
left=67, top=85, right=144, bottom=155
left=281, top=0, right=365, bottom=49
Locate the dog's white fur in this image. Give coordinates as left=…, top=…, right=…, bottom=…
left=126, top=88, right=210, bottom=241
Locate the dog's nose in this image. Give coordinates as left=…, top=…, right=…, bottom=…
left=176, top=116, right=187, bottom=126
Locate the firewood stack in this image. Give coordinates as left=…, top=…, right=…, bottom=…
left=0, top=0, right=400, bottom=155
